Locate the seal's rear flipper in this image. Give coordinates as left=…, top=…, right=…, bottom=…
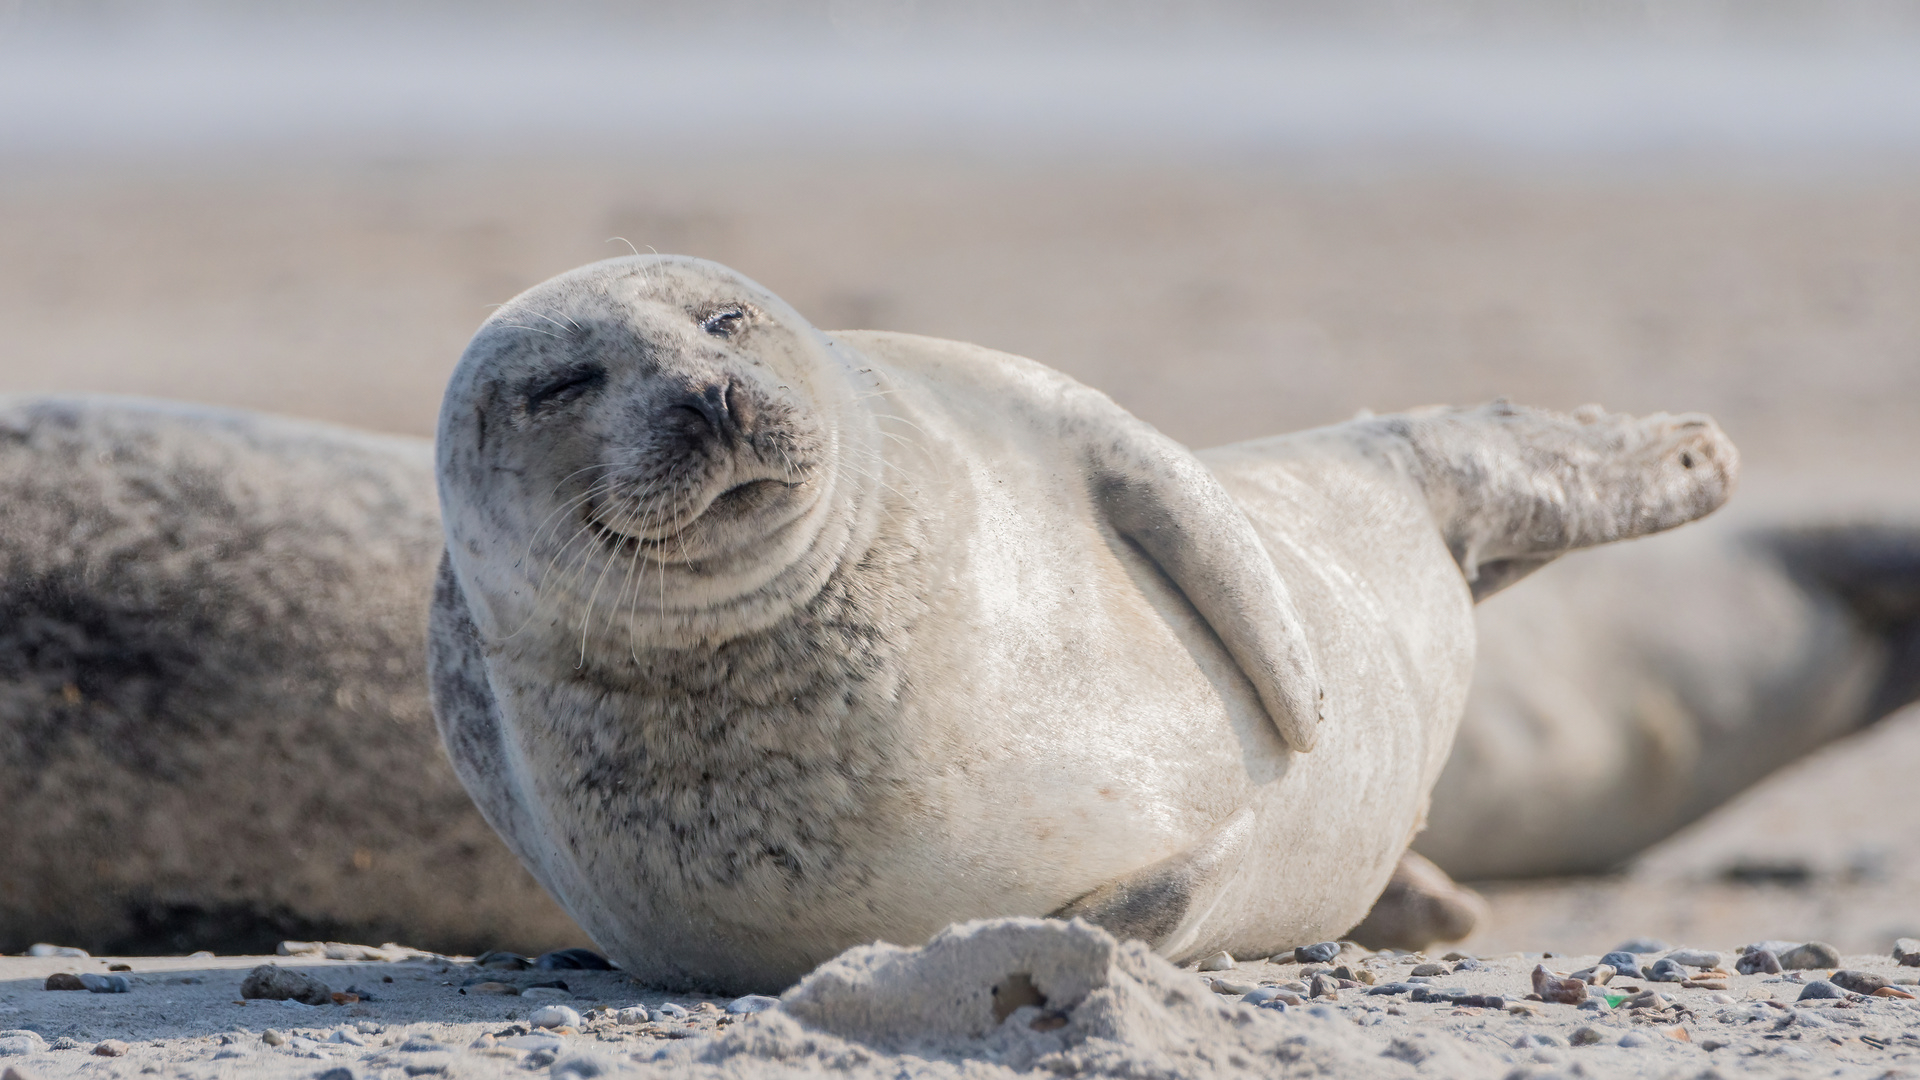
left=1763, top=523, right=1920, bottom=724
left=1365, top=402, right=1739, bottom=602
left=1048, top=808, right=1254, bottom=957
left=1344, top=850, right=1487, bottom=952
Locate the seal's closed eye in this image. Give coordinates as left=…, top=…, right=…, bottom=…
left=700, top=307, right=749, bottom=338
left=524, top=363, right=606, bottom=415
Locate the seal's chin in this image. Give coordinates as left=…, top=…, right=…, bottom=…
left=585, top=477, right=809, bottom=561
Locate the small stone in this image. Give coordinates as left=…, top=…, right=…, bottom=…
left=90, top=1040, right=129, bottom=1057
left=1196, top=951, right=1235, bottom=972
left=25, top=943, right=89, bottom=958
left=1208, top=977, right=1258, bottom=995
left=399, top=1036, right=449, bottom=1052
left=0, top=1031, right=48, bottom=1057
left=1568, top=1026, right=1606, bottom=1046
left=468, top=981, right=520, bottom=995
left=1599, top=951, right=1645, bottom=978
left=328, top=1027, right=366, bottom=1046
left=262, top=1029, right=288, bottom=1046
left=1294, top=942, right=1340, bottom=964
left=725, top=994, right=778, bottom=1014
left=1354, top=967, right=1377, bottom=984
left=1409, top=963, right=1448, bottom=977
left=314, top=1069, right=361, bottom=1080
left=612, top=1006, right=650, bottom=1024
left=521, top=986, right=572, bottom=1001
left=529, top=1004, right=583, bottom=1030
left=240, top=964, right=331, bottom=1005
left=1830, top=969, right=1888, bottom=994
left=1569, top=964, right=1615, bottom=985
left=1776, top=941, right=1841, bottom=970
left=1645, top=958, right=1687, bottom=983
left=1622, top=989, right=1670, bottom=1011
left=47, top=1039, right=79, bottom=1051
left=1612, top=938, right=1667, bottom=955
left=1872, top=985, right=1916, bottom=998
left=1531, top=964, right=1587, bottom=1005
left=107, top=963, right=131, bottom=972
left=1736, top=949, right=1782, bottom=975
left=79, top=973, right=131, bottom=993
left=1308, top=973, right=1338, bottom=1000
left=43, top=973, right=85, bottom=991
left=654, top=1002, right=689, bottom=1019
left=535, top=948, right=614, bottom=971
left=1894, top=938, right=1920, bottom=966
left=1663, top=949, right=1722, bottom=969
left=1786, top=1007, right=1833, bottom=1027
left=474, top=950, right=533, bottom=970
left=1617, top=1031, right=1652, bottom=1048
left=1796, top=980, right=1845, bottom=1001
left=1708, top=992, right=1737, bottom=1004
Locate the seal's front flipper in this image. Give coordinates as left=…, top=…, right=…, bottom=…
left=1049, top=808, right=1255, bottom=957
left=1075, top=405, right=1324, bottom=752
left=1370, top=402, right=1738, bottom=602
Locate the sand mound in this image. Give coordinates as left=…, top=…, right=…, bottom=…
left=643, top=918, right=1493, bottom=1078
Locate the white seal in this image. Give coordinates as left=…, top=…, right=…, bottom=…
left=430, top=255, right=1736, bottom=992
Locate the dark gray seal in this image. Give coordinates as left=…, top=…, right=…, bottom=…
left=0, top=396, right=580, bottom=956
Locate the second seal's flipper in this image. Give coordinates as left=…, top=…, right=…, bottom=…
left=1048, top=808, right=1255, bottom=957
left=1344, top=850, right=1488, bottom=952
left=1763, top=522, right=1920, bottom=724
left=1363, top=402, right=1739, bottom=601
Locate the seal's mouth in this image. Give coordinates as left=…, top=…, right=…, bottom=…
left=584, top=478, right=802, bottom=555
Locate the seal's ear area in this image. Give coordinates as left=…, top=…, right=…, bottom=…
left=1084, top=418, right=1324, bottom=753
left=1050, top=808, right=1256, bottom=956
left=1378, top=402, right=1739, bottom=602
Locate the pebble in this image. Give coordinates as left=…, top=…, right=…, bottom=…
left=313, top=1070, right=361, bottom=1080
left=1531, top=965, right=1587, bottom=1005
left=240, top=964, right=332, bottom=1005
left=727, top=994, right=780, bottom=1014
left=1196, top=951, right=1236, bottom=972
left=1644, top=958, right=1687, bottom=983
left=1568, top=1026, right=1606, bottom=1046
left=399, top=1036, right=450, bottom=1052
left=1778, top=941, right=1842, bottom=969
left=1830, top=969, right=1889, bottom=994
left=474, top=950, right=533, bottom=970
left=42, top=973, right=84, bottom=991
left=79, top=973, right=131, bottom=993
left=521, top=986, right=572, bottom=1001
left=90, top=1040, right=129, bottom=1057
left=328, top=1027, right=366, bottom=1046
left=0, top=1032, right=48, bottom=1056
left=1895, top=938, right=1920, bottom=967
left=467, top=981, right=520, bottom=995
left=262, top=1029, right=288, bottom=1046
left=654, top=1003, right=690, bottom=1019
left=1295, top=942, right=1340, bottom=964
left=1206, top=977, right=1257, bottom=996
left=529, top=1004, right=583, bottom=1030
left=1308, top=974, right=1338, bottom=1000
left=1616, top=1031, right=1652, bottom=1048
left=611, top=1006, right=649, bottom=1024
left=1736, top=949, right=1783, bottom=975
left=1662, top=948, right=1722, bottom=969
left=1241, top=986, right=1300, bottom=1007
left=535, top=948, right=614, bottom=971
left=1797, top=980, right=1845, bottom=1001
left=24, top=944, right=89, bottom=958
left=1409, top=963, right=1448, bottom=977
left=1599, top=951, right=1645, bottom=978
left=1611, top=938, right=1667, bottom=954
left=1569, top=964, right=1615, bottom=985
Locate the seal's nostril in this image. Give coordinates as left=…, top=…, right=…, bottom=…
left=671, top=382, right=735, bottom=437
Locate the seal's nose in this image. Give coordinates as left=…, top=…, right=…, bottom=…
left=667, top=381, right=755, bottom=442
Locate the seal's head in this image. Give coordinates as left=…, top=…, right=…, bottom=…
left=437, top=256, right=878, bottom=653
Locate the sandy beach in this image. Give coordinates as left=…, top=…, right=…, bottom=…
left=5, top=147, right=1920, bottom=1073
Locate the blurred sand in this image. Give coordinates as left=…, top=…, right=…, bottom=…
left=4, top=152, right=1917, bottom=952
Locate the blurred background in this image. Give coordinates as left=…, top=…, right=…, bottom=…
left=2, top=0, right=1917, bottom=954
